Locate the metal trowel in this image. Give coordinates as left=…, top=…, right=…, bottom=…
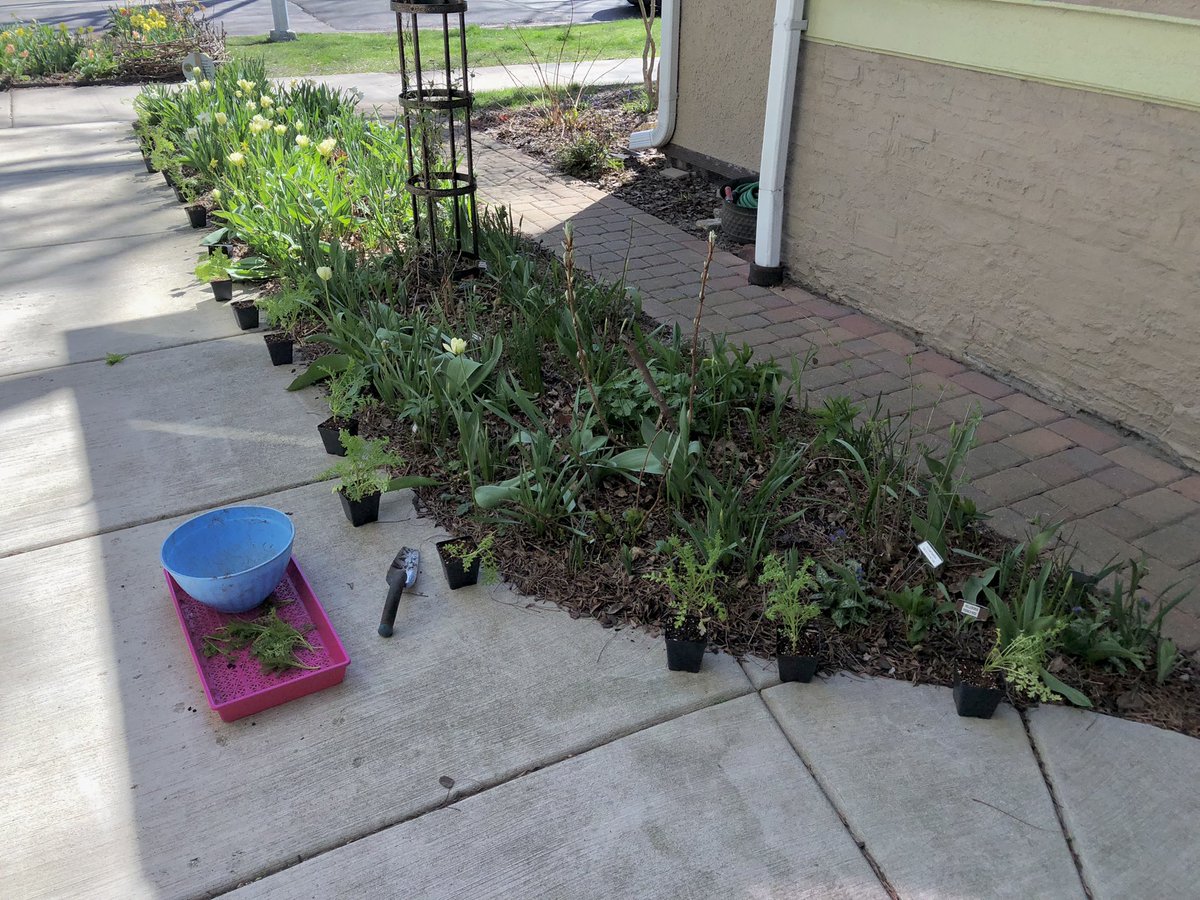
left=378, top=547, right=419, bottom=638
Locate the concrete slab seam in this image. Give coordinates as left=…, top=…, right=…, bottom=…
left=1019, top=708, right=1096, bottom=900
left=0, top=330, right=259, bottom=380
left=0, top=476, right=330, bottom=562
left=205, top=688, right=757, bottom=899
left=2, top=227, right=184, bottom=254
left=754, top=680, right=901, bottom=900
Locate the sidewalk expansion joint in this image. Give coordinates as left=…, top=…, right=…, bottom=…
left=0, top=477, right=329, bottom=561
left=207, top=688, right=755, bottom=899
left=1, top=331, right=254, bottom=380
left=1019, top=709, right=1096, bottom=899
left=750, top=675, right=901, bottom=900
left=2, top=227, right=182, bottom=254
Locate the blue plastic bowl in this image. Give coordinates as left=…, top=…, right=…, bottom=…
left=161, top=506, right=295, bottom=614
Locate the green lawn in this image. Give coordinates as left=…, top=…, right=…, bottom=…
left=229, top=21, right=658, bottom=77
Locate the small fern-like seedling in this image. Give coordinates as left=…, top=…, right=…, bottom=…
left=760, top=550, right=821, bottom=654
left=645, top=534, right=727, bottom=635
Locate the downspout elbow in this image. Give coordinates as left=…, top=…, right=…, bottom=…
left=629, top=0, right=680, bottom=150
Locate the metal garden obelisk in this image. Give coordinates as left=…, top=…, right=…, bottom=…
left=393, top=1, right=482, bottom=278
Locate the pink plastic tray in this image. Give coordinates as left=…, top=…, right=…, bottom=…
left=165, top=557, right=350, bottom=722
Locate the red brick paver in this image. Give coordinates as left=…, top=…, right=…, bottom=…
left=474, top=137, right=1200, bottom=651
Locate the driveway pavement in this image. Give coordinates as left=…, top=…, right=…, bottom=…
left=1, top=78, right=1196, bottom=900
left=0, top=0, right=639, bottom=33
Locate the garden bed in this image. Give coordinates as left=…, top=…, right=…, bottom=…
left=1, top=2, right=226, bottom=87
left=133, top=60, right=1199, bottom=738
left=475, top=86, right=720, bottom=239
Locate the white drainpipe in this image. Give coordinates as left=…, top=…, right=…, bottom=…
left=749, top=0, right=808, bottom=286
left=628, top=0, right=680, bottom=150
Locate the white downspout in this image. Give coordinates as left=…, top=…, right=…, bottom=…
left=749, top=0, right=807, bottom=286
left=628, top=0, right=680, bottom=150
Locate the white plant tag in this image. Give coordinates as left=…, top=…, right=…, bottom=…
left=960, top=601, right=982, bottom=619
left=917, top=540, right=944, bottom=569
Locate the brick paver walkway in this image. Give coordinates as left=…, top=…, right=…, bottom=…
left=474, top=137, right=1200, bottom=652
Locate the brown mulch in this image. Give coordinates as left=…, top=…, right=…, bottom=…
left=474, top=86, right=721, bottom=239
left=282, top=115, right=1200, bottom=738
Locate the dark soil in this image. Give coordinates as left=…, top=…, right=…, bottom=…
left=475, top=86, right=722, bottom=240
left=263, top=331, right=292, bottom=346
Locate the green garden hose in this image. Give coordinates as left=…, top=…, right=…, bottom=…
left=732, top=181, right=759, bottom=209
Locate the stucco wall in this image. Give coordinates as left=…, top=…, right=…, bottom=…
left=670, top=5, right=1200, bottom=463
left=781, top=44, right=1200, bottom=462
left=671, top=0, right=772, bottom=173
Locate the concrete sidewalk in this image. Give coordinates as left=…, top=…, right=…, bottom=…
left=1, top=60, right=644, bottom=128
left=1, top=81, right=1197, bottom=900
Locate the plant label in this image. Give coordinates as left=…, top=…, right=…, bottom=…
left=181, top=51, right=216, bottom=81
left=956, top=599, right=990, bottom=621
left=917, top=540, right=944, bottom=569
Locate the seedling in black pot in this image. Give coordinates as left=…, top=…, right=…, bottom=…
left=319, top=431, right=436, bottom=528
left=761, top=550, right=823, bottom=683
left=195, top=249, right=233, bottom=302
left=436, top=533, right=499, bottom=590
left=645, top=535, right=727, bottom=673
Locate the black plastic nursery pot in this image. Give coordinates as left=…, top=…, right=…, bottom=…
left=778, top=653, right=819, bottom=684
left=318, top=416, right=359, bottom=455
left=211, top=279, right=233, bottom=302
left=718, top=176, right=759, bottom=244
left=436, top=539, right=481, bottom=590
left=186, top=205, right=208, bottom=229
left=664, top=620, right=707, bottom=673
left=264, top=333, right=294, bottom=366
left=208, top=242, right=234, bottom=257
left=232, top=300, right=259, bottom=330
left=162, top=170, right=174, bottom=187
left=953, top=680, right=1004, bottom=719
left=142, top=156, right=155, bottom=174
left=172, top=186, right=186, bottom=204
left=339, top=490, right=380, bottom=527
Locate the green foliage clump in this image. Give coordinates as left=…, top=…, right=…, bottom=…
left=555, top=134, right=618, bottom=180
left=760, top=551, right=820, bottom=654
left=444, top=533, right=501, bottom=586
left=645, top=535, right=727, bottom=636
left=320, top=432, right=403, bottom=502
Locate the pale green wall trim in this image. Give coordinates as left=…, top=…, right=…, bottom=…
left=805, top=0, right=1200, bottom=111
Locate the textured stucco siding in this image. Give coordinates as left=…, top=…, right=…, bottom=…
left=782, top=44, right=1200, bottom=461
left=671, top=0, right=772, bottom=173
left=671, top=5, right=1200, bottom=462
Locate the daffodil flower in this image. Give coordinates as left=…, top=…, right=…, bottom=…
left=444, top=337, right=467, bottom=356
left=259, top=95, right=273, bottom=108
left=227, top=151, right=245, bottom=168
left=273, top=124, right=287, bottom=135
left=295, top=134, right=310, bottom=148
left=317, top=137, right=337, bottom=157
left=214, top=111, right=228, bottom=126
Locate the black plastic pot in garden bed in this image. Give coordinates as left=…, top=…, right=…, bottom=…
left=318, top=416, right=359, bottom=456
left=264, top=332, right=294, bottom=366
left=338, top=490, right=380, bottom=527
left=186, top=205, right=207, bottom=229
left=231, top=300, right=259, bottom=330
left=436, top=538, right=481, bottom=590
left=953, top=680, right=1004, bottom=719
left=143, top=156, right=155, bottom=174
left=664, top=620, right=707, bottom=673
left=172, top=186, right=186, bottom=204
left=777, top=629, right=821, bottom=683
left=207, top=242, right=234, bottom=257
left=778, top=654, right=819, bottom=683
left=162, top=170, right=174, bottom=188
left=210, top=279, right=233, bottom=302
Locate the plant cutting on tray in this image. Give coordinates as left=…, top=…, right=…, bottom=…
left=135, top=58, right=1198, bottom=737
